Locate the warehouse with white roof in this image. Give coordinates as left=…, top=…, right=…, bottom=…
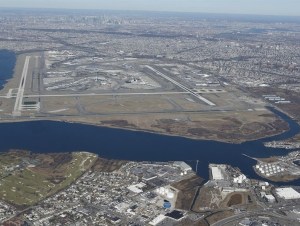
left=275, top=187, right=300, bottom=200
left=211, top=166, right=224, bottom=180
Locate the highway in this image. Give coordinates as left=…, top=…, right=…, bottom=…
left=145, top=65, right=216, bottom=106
left=211, top=204, right=300, bottom=226
left=12, top=56, right=30, bottom=116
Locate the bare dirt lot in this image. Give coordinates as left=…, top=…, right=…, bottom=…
left=192, top=186, right=223, bottom=211
left=171, top=175, right=204, bottom=210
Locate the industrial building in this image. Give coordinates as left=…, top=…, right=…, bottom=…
left=275, top=187, right=300, bottom=200
left=210, top=166, right=224, bottom=180
left=264, top=194, right=276, bottom=203
left=173, top=162, right=192, bottom=173
left=149, top=214, right=166, bottom=226
left=233, top=174, right=247, bottom=184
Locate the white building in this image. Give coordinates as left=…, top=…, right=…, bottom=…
left=275, top=187, right=300, bottom=200
left=173, top=162, right=192, bottom=173
left=211, top=166, right=224, bottom=180
left=127, top=182, right=146, bottom=194
left=264, top=194, right=276, bottom=203
left=149, top=215, right=166, bottom=226
left=239, top=218, right=251, bottom=226
left=233, top=174, right=247, bottom=184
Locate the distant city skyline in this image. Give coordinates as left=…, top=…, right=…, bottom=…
left=0, top=0, right=300, bottom=16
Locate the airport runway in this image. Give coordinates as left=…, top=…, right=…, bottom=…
left=12, top=56, right=30, bottom=116
left=145, top=65, right=216, bottom=106
left=0, top=90, right=224, bottom=99
left=11, top=91, right=191, bottom=98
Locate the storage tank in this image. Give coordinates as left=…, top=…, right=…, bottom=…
left=163, top=201, right=171, bottom=209
left=167, top=191, right=174, bottom=199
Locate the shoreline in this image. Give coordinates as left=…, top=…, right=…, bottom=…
left=0, top=50, right=295, bottom=145
left=253, top=166, right=300, bottom=183
left=0, top=116, right=291, bottom=145
left=0, top=50, right=17, bottom=91
left=253, top=153, right=300, bottom=183
left=0, top=52, right=28, bottom=96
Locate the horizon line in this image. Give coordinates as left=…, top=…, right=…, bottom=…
left=0, top=6, right=300, bottom=18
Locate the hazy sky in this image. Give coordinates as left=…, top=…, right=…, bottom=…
left=0, top=0, right=299, bottom=16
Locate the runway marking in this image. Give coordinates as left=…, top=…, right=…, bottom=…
left=48, top=108, right=69, bottom=113
left=145, top=65, right=216, bottom=106
left=12, top=56, right=30, bottom=116
left=6, top=89, right=13, bottom=98
left=21, top=102, right=40, bottom=111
